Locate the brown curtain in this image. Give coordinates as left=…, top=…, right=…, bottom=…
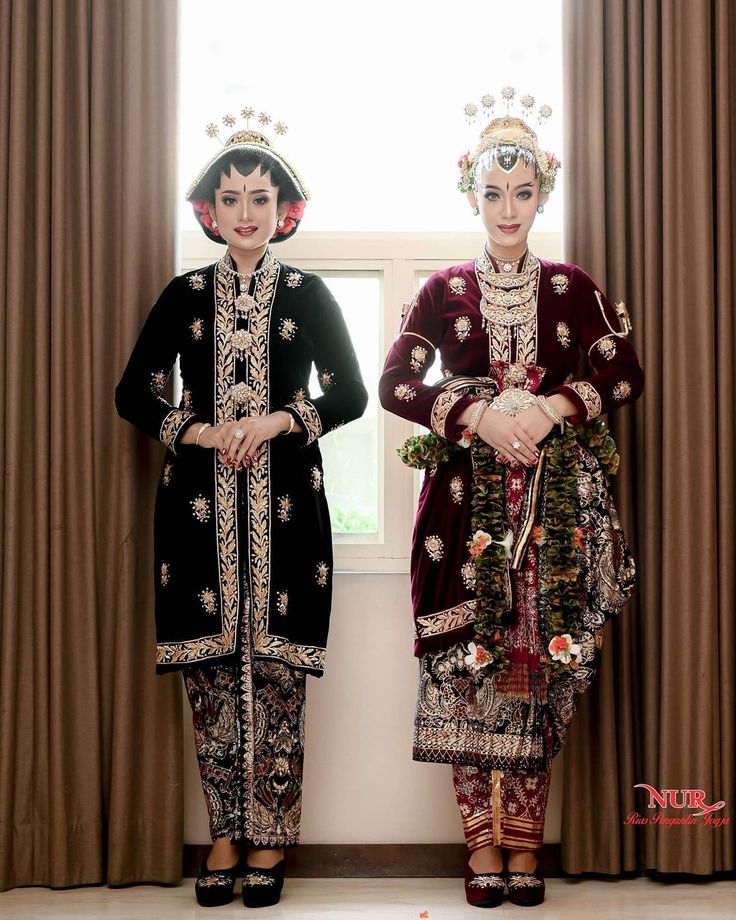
left=561, top=0, right=735, bottom=873
left=0, top=0, right=183, bottom=889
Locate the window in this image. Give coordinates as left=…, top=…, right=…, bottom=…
left=178, top=1, right=564, bottom=571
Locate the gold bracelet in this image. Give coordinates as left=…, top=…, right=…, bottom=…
left=467, top=399, right=489, bottom=435
left=195, top=422, right=211, bottom=447
left=536, top=395, right=565, bottom=432
left=280, top=412, right=295, bottom=436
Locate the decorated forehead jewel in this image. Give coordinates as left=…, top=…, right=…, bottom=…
left=457, top=87, right=560, bottom=196
left=186, top=107, right=309, bottom=244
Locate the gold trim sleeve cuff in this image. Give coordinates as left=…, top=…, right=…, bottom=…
left=284, top=398, right=323, bottom=445
left=160, top=408, right=198, bottom=455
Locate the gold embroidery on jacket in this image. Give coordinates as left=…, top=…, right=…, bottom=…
left=394, top=383, right=416, bottom=402
left=284, top=398, right=322, bottom=445
left=156, top=254, right=325, bottom=672
left=565, top=381, right=602, bottom=419
left=613, top=380, right=632, bottom=400
left=431, top=390, right=464, bottom=438
left=415, top=600, right=476, bottom=639
left=160, top=408, right=195, bottom=454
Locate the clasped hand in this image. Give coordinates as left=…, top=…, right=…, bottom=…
left=197, top=413, right=289, bottom=470
left=475, top=405, right=554, bottom=466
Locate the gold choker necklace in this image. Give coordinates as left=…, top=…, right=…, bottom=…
left=488, top=247, right=528, bottom=274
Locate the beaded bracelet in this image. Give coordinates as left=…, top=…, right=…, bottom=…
left=536, top=395, right=565, bottom=433
left=467, top=399, right=489, bottom=435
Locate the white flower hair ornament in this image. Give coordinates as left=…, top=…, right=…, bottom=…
left=457, top=88, right=560, bottom=197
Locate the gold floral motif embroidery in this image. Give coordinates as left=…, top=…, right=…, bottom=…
left=319, top=370, right=335, bottom=390
left=231, top=329, right=253, bottom=360
left=285, top=398, right=322, bottom=445
left=198, top=873, right=236, bottom=888
left=279, top=317, right=298, bottom=340
left=596, top=336, right=617, bottom=360
left=310, top=466, right=323, bottom=491
left=460, top=560, right=476, bottom=590
left=162, top=463, right=173, bottom=486
left=454, top=315, right=472, bottom=341
left=315, top=561, right=330, bottom=587
left=415, top=600, right=476, bottom=639
left=244, top=872, right=276, bottom=886
left=188, top=272, right=205, bottom=291
left=293, top=387, right=306, bottom=401
left=199, top=588, right=217, bottom=614
left=160, top=561, right=170, bottom=586
left=180, top=387, right=193, bottom=410
left=151, top=370, right=168, bottom=394
left=450, top=476, right=464, bottom=504
left=160, top=408, right=196, bottom=454
left=409, top=345, right=428, bottom=374
left=277, top=591, right=288, bottom=616
left=190, top=494, right=211, bottom=523
left=424, top=535, right=444, bottom=562
left=551, top=273, right=569, bottom=294
left=448, top=276, right=467, bottom=295
left=190, top=317, right=204, bottom=340
left=394, top=383, right=416, bottom=402
left=285, top=271, right=303, bottom=289
left=277, top=495, right=293, bottom=522
left=565, top=381, right=602, bottom=420
left=556, top=321, right=571, bottom=347
left=430, top=390, right=463, bottom=438
left=613, top=380, right=632, bottom=400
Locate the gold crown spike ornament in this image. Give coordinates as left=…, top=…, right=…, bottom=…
left=457, top=87, right=561, bottom=196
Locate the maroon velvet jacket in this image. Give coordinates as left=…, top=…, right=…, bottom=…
left=378, top=256, right=644, bottom=656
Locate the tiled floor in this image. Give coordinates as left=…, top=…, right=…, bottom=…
left=1, top=877, right=734, bottom=919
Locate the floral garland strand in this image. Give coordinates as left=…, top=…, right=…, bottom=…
left=397, top=419, right=621, bottom=676
left=467, top=439, right=511, bottom=675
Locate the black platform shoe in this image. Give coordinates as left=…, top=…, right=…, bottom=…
left=464, top=861, right=505, bottom=908
left=242, top=859, right=285, bottom=908
left=194, top=856, right=242, bottom=907
left=505, top=867, right=546, bottom=907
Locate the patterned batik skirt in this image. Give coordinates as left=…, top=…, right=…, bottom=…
left=413, top=442, right=635, bottom=850
left=183, top=583, right=307, bottom=847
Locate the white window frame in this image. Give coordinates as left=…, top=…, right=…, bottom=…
left=179, top=230, right=563, bottom=572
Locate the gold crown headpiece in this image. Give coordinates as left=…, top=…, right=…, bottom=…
left=457, top=87, right=560, bottom=196
left=186, top=107, right=310, bottom=202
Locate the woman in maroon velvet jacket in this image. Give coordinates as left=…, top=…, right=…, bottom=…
left=379, top=94, right=643, bottom=908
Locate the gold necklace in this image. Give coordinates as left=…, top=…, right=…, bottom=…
left=487, top=246, right=529, bottom=274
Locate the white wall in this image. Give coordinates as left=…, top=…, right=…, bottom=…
left=183, top=573, right=563, bottom=845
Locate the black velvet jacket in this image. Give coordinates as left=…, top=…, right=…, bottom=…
left=115, top=251, right=368, bottom=676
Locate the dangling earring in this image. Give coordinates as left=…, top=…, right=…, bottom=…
left=276, top=219, right=285, bottom=229
left=212, top=219, right=218, bottom=228
left=536, top=205, right=544, bottom=214
left=472, top=206, right=479, bottom=216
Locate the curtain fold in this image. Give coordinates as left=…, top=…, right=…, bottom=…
left=0, top=0, right=183, bottom=889
left=561, top=0, right=735, bottom=874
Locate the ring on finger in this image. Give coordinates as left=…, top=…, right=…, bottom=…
left=512, top=440, right=521, bottom=450
left=234, top=427, right=245, bottom=440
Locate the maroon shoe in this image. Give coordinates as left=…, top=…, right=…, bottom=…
left=505, top=867, right=545, bottom=906
left=464, top=861, right=505, bottom=908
